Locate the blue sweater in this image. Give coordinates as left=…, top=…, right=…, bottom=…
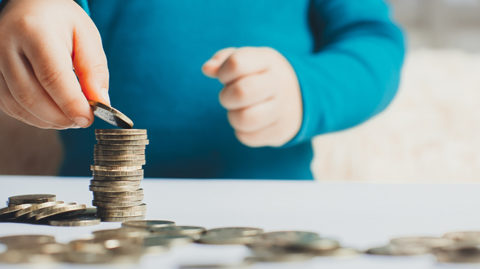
left=58, top=0, right=405, bottom=179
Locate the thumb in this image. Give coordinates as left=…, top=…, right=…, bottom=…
left=202, top=47, right=236, bottom=78
left=73, top=23, right=110, bottom=106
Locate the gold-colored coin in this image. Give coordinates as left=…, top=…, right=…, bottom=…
left=93, top=200, right=143, bottom=208
left=90, top=180, right=141, bottom=187
left=94, top=155, right=145, bottom=161
left=92, top=169, right=144, bottom=177
left=90, top=185, right=140, bottom=192
left=90, top=165, right=142, bottom=172
left=94, top=160, right=146, bottom=167
left=93, top=175, right=144, bottom=182
left=97, top=139, right=149, bottom=146
left=92, top=188, right=143, bottom=198
left=15, top=201, right=64, bottom=218
left=94, top=149, right=145, bottom=156
left=8, top=194, right=56, bottom=205
left=0, top=234, right=56, bottom=247
left=49, top=217, right=101, bottom=227
left=101, top=215, right=145, bottom=222
left=95, top=129, right=147, bottom=135
left=35, top=203, right=87, bottom=221
left=94, top=144, right=146, bottom=151
left=121, top=220, right=175, bottom=229
left=0, top=204, right=32, bottom=219
left=95, top=134, right=148, bottom=140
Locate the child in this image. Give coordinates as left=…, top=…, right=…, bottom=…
left=0, top=0, right=405, bottom=179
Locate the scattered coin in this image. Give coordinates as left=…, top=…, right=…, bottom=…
left=0, top=204, right=32, bottom=220
left=35, top=203, right=87, bottom=221
left=8, top=194, right=56, bottom=205
left=198, top=227, right=263, bottom=245
left=49, top=216, right=101, bottom=227
left=89, top=100, right=134, bottom=129
left=122, top=220, right=176, bottom=230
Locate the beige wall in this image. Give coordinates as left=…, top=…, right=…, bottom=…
left=0, top=111, right=62, bottom=175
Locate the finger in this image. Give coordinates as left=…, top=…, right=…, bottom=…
left=227, top=99, right=278, bottom=133
left=22, top=34, right=93, bottom=128
left=216, top=47, right=271, bottom=85
left=73, top=19, right=110, bottom=105
left=202, top=47, right=236, bottom=78
left=235, top=123, right=286, bottom=148
left=219, top=73, right=276, bottom=110
left=0, top=72, right=59, bottom=129
left=2, top=50, right=76, bottom=128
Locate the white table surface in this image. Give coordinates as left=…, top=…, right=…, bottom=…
left=0, top=175, right=479, bottom=269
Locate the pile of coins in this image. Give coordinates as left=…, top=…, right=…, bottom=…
left=366, top=232, right=480, bottom=263
left=0, top=194, right=99, bottom=226
left=90, top=129, right=148, bottom=222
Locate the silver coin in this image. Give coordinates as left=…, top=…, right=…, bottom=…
left=92, top=170, right=144, bottom=177
left=89, top=100, right=133, bottom=129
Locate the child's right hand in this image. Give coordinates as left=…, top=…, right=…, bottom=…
left=0, top=0, right=110, bottom=129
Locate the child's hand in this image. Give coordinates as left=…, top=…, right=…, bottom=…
left=202, top=47, right=303, bottom=147
left=0, top=0, right=109, bottom=129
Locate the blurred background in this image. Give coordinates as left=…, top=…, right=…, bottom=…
left=1, top=0, right=480, bottom=181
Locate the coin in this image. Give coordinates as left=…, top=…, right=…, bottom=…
left=92, top=200, right=143, bottom=208
left=92, top=195, right=144, bottom=203
left=95, top=129, right=147, bottom=135
left=433, top=242, right=480, bottom=263
left=94, top=155, right=145, bottom=161
left=97, top=139, right=149, bottom=146
left=101, top=215, right=145, bottom=222
left=90, top=165, right=142, bottom=172
left=90, top=185, right=140, bottom=192
left=15, top=201, right=64, bottom=218
left=198, top=227, right=264, bottom=245
left=93, top=188, right=143, bottom=198
left=150, top=226, right=206, bottom=239
left=92, top=169, right=144, bottom=177
left=93, top=176, right=144, bottom=182
left=122, top=220, right=176, bottom=230
left=8, top=194, right=56, bottom=205
left=49, top=216, right=101, bottom=227
left=94, top=160, right=146, bottom=167
left=95, top=134, right=148, bottom=140
left=97, top=204, right=146, bottom=218
left=94, top=149, right=145, bottom=156
left=90, top=180, right=141, bottom=187
left=35, top=203, right=87, bottom=221
left=93, top=228, right=150, bottom=240
left=443, top=231, right=480, bottom=242
left=0, top=234, right=56, bottom=247
left=0, top=204, right=32, bottom=219
left=94, top=144, right=146, bottom=151
left=89, top=100, right=133, bottom=129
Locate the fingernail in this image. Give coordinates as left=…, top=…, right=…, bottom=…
left=204, top=58, right=218, bottom=66
left=74, top=117, right=89, bottom=128
left=101, top=88, right=110, bottom=105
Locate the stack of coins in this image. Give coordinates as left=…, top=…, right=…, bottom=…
left=90, top=129, right=148, bottom=222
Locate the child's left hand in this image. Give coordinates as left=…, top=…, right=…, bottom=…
left=202, top=47, right=303, bottom=147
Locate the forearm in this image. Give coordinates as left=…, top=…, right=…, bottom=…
left=284, top=0, right=405, bottom=144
